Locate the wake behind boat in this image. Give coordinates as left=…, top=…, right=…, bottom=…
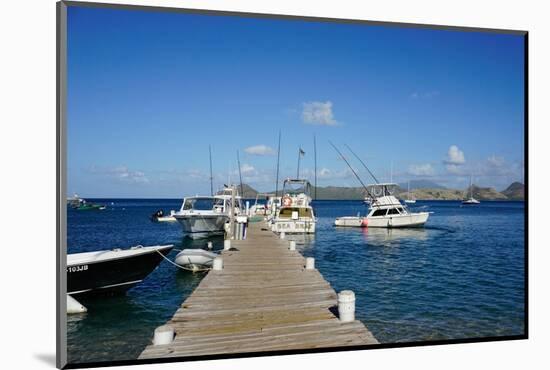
left=67, top=244, right=174, bottom=296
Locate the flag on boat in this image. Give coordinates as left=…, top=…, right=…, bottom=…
left=299, top=148, right=305, bottom=156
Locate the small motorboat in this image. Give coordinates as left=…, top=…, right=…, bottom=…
left=175, top=249, right=219, bottom=271
left=67, top=244, right=174, bottom=296
left=150, top=209, right=177, bottom=222
left=75, top=200, right=105, bottom=211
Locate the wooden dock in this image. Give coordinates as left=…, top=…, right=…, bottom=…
left=139, top=222, right=378, bottom=360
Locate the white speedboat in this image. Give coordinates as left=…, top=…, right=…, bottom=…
left=336, top=183, right=430, bottom=228
left=175, top=249, right=219, bottom=270
left=173, top=187, right=243, bottom=239
left=150, top=209, right=177, bottom=222
left=271, top=179, right=316, bottom=234
left=462, top=175, right=480, bottom=205
left=363, top=183, right=429, bottom=227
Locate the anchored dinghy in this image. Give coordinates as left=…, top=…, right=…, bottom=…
left=175, top=249, right=219, bottom=271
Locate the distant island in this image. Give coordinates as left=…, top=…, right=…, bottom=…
left=239, top=181, right=525, bottom=201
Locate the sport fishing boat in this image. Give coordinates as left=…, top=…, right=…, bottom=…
left=75, top=201, right=106, bottom=211
left=173, top=187, right=244, bottom=239
left=363, top=183, right=429, bottom=227
left=271, top=179, right=316, bottom=234
left=67, top=244, right=174, bottom=296
left=462, top=175, right=480, bottom=205
left=335, top=183, right=430, bottom=228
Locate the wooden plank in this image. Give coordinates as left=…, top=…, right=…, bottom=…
left=139, top=221, right=377, bottom=360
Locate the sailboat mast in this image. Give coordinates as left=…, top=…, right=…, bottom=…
left=275, top=130, right=281, bottom=197
left=237, top=150, right=244, bottom=197
left=314, top=134, right=317, bottom=200
left=209, top=145, right=213, bottom=196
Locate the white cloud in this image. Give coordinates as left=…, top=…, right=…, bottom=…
left=487, top=155, right=505, bottom=168
left=302, top=101, right=337, bottom=126
left=240, top=163, right=256, bottom=175
left=89, top=165, right=149, bottom=184
left=408, top=163, right=435, bottom=176
left=444, top=145, right=466, bottom=165
left=244, top=145, right=275, bottom=156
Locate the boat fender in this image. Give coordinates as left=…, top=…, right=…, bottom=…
left=361, top=218, right=368, bottom=227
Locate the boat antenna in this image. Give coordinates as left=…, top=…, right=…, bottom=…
left=314, top=134, right=317, bottom=200
left=275, top=130, right=281, bottom=197
left=329, top=141, right=375, bottom=199
left=344, top=144, right=379, bottom=184
left=209, top=145, right=214, bottom=196
left=237, top=150, right=244, bottom=197
left=296, top=147, right=303, bottom=179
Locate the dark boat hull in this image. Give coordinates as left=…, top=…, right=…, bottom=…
left=67, top=246, right=173, bottom=296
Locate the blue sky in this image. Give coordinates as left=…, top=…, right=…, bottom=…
left=67, top=6, right=525, bottom=198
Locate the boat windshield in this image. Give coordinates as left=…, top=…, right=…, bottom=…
left=278, top=207, right=313, bottom=219
left=183, top=197, right=215, bottom=211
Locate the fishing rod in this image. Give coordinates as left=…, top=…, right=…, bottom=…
left=344, top=144, right=379, bottom=184
left=328, top=141, right=376, bottom=200
left=236, top=150, right=244, bottom=198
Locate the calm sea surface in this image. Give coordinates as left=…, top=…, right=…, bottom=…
left=67, top=199, right=525, bottom=364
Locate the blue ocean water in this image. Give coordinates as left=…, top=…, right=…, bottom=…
left=66, top=199, right=525, bottom=364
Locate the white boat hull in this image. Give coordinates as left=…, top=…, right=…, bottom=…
left=174, top=215, right=228, bottom=238
left=271, top=219, right=316, bottom=234
left=334, top=216, right=364, bottom=227
left=365, top=212, right=430, bottom=228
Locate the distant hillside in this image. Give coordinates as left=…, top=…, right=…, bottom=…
left=501, top=182, right=525, bottom=200
left=398, top=180, right=446, bottom=190
left=242, top=182, right=523, bottom=201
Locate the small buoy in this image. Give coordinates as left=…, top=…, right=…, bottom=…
left=361, top=218, right=369, bottom=227
left=305, top=257, right=315, bottom=270
left=338, top=290, right=356, bottom=322
left=67, top=295, right=87, bottom=314
left=289, top=240, right=296, bottom=251
left=153, top=325, right=175, bottom=345
left=280, top=231, right=286, bottom=239
left=213, top=257, right=223, bottom=271
left=224, top=239, right=231, bottom=250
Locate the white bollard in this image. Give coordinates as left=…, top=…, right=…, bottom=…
left=224, top=239, right=231, bottom=250
left=337, top=290, right=356, bottom=322
left=280, top=231, right=286, bottom=239
left=289, top=240, right=296, bottom=251
left=67, top=295, right=87, bottom=314
left=213, top=257, right=223, bottom=270
left=207, top=241, right=213, bottom=250
left=153, top=325, right=175, bottom=345
left=305, top=257, right=315, bottom=270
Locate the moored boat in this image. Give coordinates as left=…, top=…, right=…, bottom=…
left=150, top=209, right=177, bottom=222
left=271, top=179, right=316, bottom=234
left=174, top=249, right=219, bottom=270
left=462, top=175, right=480, bottom=205
left=67, top=244, right=174, bottom=296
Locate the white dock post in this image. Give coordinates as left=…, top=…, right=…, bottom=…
left=280, top=231, right=286, bottom=239
left=213, top=257, right=224, bottom=270
left=338, top=290, right=356, bottom=322
left=289, top=240, right=296, bottom=251
left=207, top=241, right=213, bottom=250
left=246, top=201, right=250, bottom=216
left=305, top=257, right=315, bottom=270
left=153, top=325, right=175, bottom=345
left=224, top=239, right=231, bottom=250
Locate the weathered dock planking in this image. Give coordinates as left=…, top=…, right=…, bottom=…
left=139, top=222, right=378, bottom=359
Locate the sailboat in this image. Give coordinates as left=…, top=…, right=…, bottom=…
left=404, top=181, right=416, bottom=204
left=462, top=175, right=480, bottom=205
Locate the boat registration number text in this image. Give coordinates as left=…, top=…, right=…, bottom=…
left=67, top=265, right=88, bottom=273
